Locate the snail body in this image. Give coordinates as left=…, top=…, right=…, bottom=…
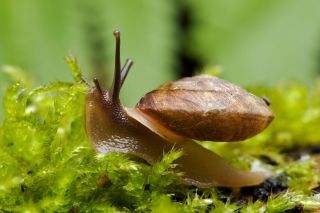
left=85, top=31, right=274, bottom=188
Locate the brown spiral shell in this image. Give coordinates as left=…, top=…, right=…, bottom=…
left=137, top=75, right=274, bottom=142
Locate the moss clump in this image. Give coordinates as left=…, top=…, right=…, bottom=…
left=1, top=62, right=320, bottom=212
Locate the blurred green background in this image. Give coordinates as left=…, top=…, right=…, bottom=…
left=1, top=0, right=320, bottom=121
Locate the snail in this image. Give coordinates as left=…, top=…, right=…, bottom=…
left=85, top=31, right=274, bottom=188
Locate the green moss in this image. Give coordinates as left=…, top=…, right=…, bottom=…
left=1, top=63, right=320, bottom=212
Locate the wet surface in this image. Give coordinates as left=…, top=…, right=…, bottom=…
left=283, top=144, right=320, bottom=160
left=240, top=176, right=288, bottom=201
left=259, top=155, right=279, bottom=166
left=284, top=204, right=304, bottom=213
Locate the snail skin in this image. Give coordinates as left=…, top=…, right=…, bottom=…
left=85, top=31, right=274, bottom=188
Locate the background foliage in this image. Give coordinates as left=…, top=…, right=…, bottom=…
left=1, top=0, right=320, bottom=120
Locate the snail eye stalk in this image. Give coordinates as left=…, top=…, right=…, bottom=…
left=93, top=77, right=102, bottom=95
left=120, top=58, right=134, bottom=88
left=110, top=30, right=121, bottom=103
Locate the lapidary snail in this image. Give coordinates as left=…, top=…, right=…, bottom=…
left=85, top=31, right=274, bottom=188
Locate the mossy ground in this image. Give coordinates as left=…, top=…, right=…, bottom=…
left=1, top=61, right=320, bottom=212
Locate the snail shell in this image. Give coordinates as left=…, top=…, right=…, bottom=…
left=137, top=75, right=274, bottom=141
